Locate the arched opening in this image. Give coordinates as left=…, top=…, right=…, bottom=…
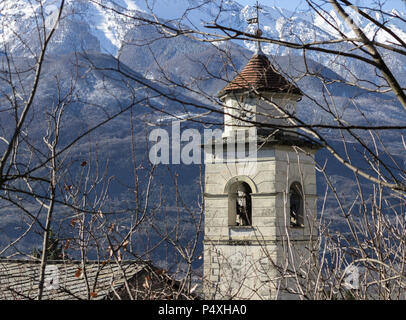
left=290, top=182, right=304, bottom=228
left=228, top=181, right=252, bottom=227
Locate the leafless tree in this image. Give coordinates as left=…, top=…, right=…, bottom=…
left=2, top=0, right=406, bottom=300
left=0, top=0, right=204, bottom=300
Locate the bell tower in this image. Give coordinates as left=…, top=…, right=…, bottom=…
left=202, top=48, right=321, bottom=299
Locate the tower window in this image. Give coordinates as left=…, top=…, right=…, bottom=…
left=228, top=182, right=252, bottom=226
left=290, top=182, right=304, bottom=228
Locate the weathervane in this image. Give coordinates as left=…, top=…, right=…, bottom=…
left=247, top=1, right=263, bottom=55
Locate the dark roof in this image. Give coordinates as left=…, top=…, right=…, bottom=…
left=0, top=260, right=145, bottom=300
left=219, top=54, right=302, bottom=98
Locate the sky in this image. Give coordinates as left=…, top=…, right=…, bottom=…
left=237, top=0, right=406, bottom=12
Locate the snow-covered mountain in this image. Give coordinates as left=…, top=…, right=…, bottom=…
left=2, top=0, right=406, bottom=80
left=1, top=0, right=405, bottom=138
left=1, top=0, right=406, bottom=261
left=0, top=0, right=406, bottom=71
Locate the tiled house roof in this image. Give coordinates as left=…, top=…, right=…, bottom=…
left=0, top=260, right=195, bottom=300
left=219, top=54, right=301, bottom=98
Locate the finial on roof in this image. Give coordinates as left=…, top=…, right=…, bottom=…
left=247, top=1, right=264, bottom=55
left=255, top=28, right=264, bottom=55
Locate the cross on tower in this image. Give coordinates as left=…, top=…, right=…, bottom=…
left=247, top=1, right=263, bottom=54
left=254, top=1, right=262, bottom=28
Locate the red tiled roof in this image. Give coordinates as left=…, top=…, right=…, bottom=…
left=219, top=54, right=301, bottom=97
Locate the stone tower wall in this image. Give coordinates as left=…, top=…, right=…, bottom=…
left=203, top=146, right=318, bottom=299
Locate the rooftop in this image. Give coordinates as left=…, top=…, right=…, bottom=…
left=0, top=259, right=196, bottom=300
left=219, top=53, right=302, bottom=98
